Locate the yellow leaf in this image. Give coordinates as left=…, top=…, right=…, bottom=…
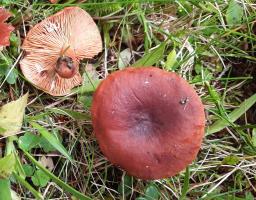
left=0, top=93, right=28, bottom=136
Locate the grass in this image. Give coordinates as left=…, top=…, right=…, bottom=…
left=0, top=0, right=256, bottom=199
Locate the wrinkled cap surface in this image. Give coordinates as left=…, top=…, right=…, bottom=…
left=0, top=7, right=14, bottom=47
left=20, top=7, right=102, bottom=96
left=92, top=67, right=205, bottom=180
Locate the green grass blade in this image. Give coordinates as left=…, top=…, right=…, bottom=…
left=30, top=122, right=72, bottom=162
left=13, top=173, right=43, bottom=200
left=208, top=93, right=256, bottom=135
left=180, top=167, right=190, bottom=200
left=22, top=150, right=92, bottom=200
left=48, top=108, right=91, bottom=120
left=0, top=179, right=11, bottom=200
left=132, top=42, right=166, bottom=67
left=165, top=49, right=176, bottom=71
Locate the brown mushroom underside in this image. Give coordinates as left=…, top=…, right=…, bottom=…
left=20, top=7, right=102, bottom=96
left=92, top=67, right=205, bottom=180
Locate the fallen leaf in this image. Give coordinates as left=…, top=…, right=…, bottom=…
left=0, top=93, right=28, bottom=137
left=85, top=64, right=99, bottom=80
left=39, top=156, right=54, bottom=172
left=0, top=7, right=14, bottom=47
left=11, top=189, right=21, bottom=200
left=118, top=48, right=132, bottom=69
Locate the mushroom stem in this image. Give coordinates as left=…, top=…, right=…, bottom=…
left=55, top=56, right=77, bottom=79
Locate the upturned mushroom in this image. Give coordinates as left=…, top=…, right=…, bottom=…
left=92, top=67, right=205, bottom=180
left=20, top=7, right=102, bottom=96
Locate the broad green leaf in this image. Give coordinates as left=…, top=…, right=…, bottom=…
left=226, top=0, right=243, bottom=26
left=9, top=33, right=20, bottom=57
left=78, top=95, right=93, bottom=109
left=118, top=175, right=133, bottom=197
left=222, top=155, right=239, bottom=165
left=208, top=93, right=256, bottom=134
left=132, top=43, right=166, bottom=67
left=74, top=67, right=101, bottom=94
left=0, top=52, right=18, bottom=84
left=0, top=93, right=28, bottom=136
left=48, top=108, right=91, bottom=120
left=165, top=49, right=176, bottom=70
left=5, top=68, right=18, bottom=85
left=30, top=122, right=72, bottom=162
left=75, top=80, right=101, bottom=93
left=145, top=184, right=160, bottom=200
left=0, top=55, right=12, bottom=76
left=18, top=132, right=41, bottom=151
left=32, top=169, right=50, bottom=187
left=18, top=132, right=56, bottom=175
left=0, top=179, right=11, bottom=200
left=22, top=164, right=35, bottom=177
left=0, top=153, right=16, bottom=178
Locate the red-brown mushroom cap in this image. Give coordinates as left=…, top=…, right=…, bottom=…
left=0, top=7, right=14, bottom=47
left=92, top=67, right=205, bottom=180
left=49, top=0, right=58, bottom=3
left=20, top=7, right=102, bottom=96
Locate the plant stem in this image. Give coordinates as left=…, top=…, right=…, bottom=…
left=13, top=173, right=43, bottom=200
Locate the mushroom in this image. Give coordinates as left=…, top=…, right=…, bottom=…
left=92, top=67, right=205, bottom=180
left=0, top=7, right=14, bottom=47
left=49, top=0, right=58, bottom=3
left=20, top=7, right=102, bottom=96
